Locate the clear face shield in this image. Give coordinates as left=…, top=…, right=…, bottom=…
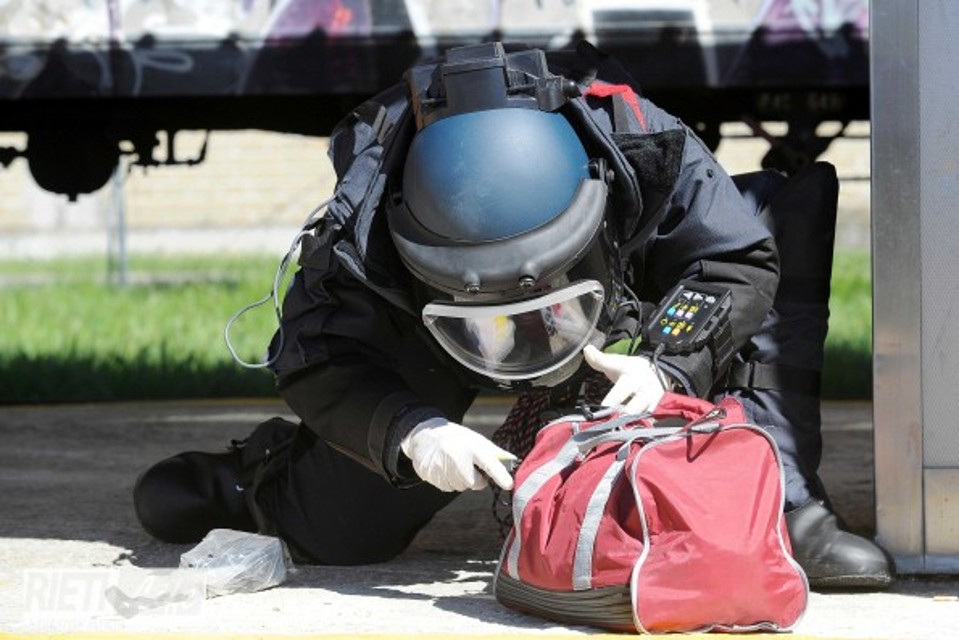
left=422, top=280, right=606, bottom=383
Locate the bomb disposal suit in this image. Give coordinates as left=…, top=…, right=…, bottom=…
left=133, top=42, right=892, bottom=587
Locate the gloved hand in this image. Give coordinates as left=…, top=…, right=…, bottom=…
left=400, top=417, right=517, bottom=492
left=583, top=344, right=667, bottom=414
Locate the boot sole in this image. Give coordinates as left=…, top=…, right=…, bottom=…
left=808, top=573, right=894, bottom=590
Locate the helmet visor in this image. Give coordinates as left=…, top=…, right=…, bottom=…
left=422, top=280, right=605, bottom=381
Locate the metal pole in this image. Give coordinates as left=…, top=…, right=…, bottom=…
left=106, top=163, right=128, bottom=287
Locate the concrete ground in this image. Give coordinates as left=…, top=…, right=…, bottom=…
left=1, top=123, right=954, bottom=638
left=1, top=397, right=957, bottom=639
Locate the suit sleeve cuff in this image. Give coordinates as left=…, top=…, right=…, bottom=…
left=370, top=396, right=444, bottom=486
left=652, top=347, right=715, bottom=398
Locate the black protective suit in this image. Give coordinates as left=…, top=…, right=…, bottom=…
left=235, top=51, right=817, bottom=565
left=134, top=44, right=892, bottom=589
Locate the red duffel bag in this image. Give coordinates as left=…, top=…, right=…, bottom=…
left=493, top=392, right=808, bottom=633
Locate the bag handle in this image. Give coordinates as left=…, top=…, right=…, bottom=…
left=575, top=421, right=723, bottom=459
left=575, top=427, right=679, bottom=456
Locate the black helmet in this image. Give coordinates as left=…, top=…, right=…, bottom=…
left=387, top=43, right=622, bottom=389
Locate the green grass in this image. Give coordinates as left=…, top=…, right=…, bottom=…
left=823, top=250, right=873, bottom=399
left=0, top=255, right=284, bottom=403
left=0, top=251, right=874, bottom=403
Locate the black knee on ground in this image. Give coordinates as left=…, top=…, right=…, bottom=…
left=133, top=449, right=255, bottom=544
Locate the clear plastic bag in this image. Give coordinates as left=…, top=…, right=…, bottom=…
left=179, top=529, right=293, bottom=598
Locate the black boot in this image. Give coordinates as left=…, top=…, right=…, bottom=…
left=786, top=499, right=893, bottom=590
left=133, top=447, right=255, bottom=544
left=133, top=417, right=299, bottom=544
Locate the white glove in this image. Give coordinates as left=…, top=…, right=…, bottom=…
left=583, top=344, right=667, bottom=414
left=400, top=418, right=517, bottom=492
